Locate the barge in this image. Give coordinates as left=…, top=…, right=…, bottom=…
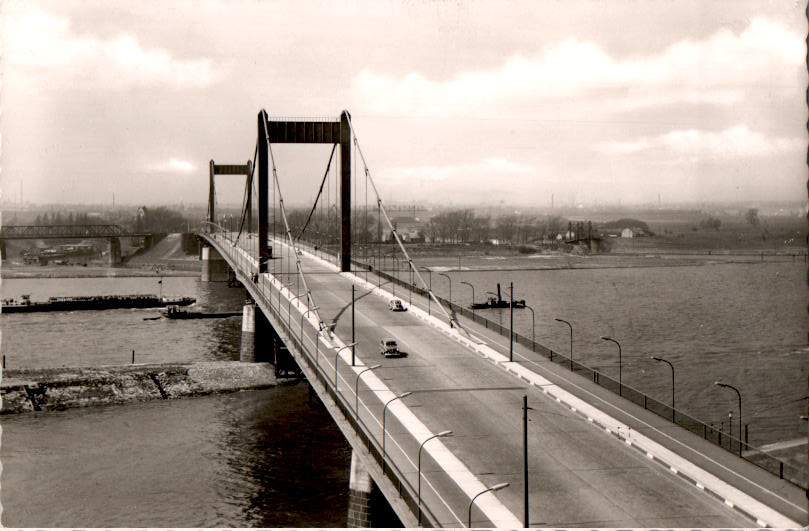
left=161, top=306, right=241, bottom=319
left=2, top=294, right=196, bottom=313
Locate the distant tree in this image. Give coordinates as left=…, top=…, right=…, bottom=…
left=700, top=216, right=722, bottom=231
left=745, top=208, right=760, bottom=227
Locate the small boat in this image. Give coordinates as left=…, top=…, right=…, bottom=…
left=469, top=283, right=526, bottom=309
left=161, top=306, right=242, bottom=320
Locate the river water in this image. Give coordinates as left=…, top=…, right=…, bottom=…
left=1, top=257, right=807, bottom=525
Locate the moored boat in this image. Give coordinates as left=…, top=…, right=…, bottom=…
left=2, top=294, right=196, bottom=313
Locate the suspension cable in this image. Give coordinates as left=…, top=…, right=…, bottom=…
left=296, top=143, right=337, bottom=241
left=260, top=110, right=324, bottom=330
left=345, top=115, right=455, bottom=326
left=235, top=140, right=259, bottom=244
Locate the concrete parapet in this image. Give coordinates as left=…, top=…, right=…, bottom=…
left=1, top=361, right=276, bottom=414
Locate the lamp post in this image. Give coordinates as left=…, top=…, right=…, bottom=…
left=288, top=291, right=307, bottom=330
left=555, top=318, right=573, bottom=370
left=715, top=381, right=743, bottom=456
left=351, top=284, right=356, bottom=366
left=301, top=306, right=319, bottom=348
left=460, top=281, right=475, bottom=306
left=333, top=342, right=357, bottom=392
left=421, top=267, right=432, bottom=316
left=509, top=282, right=514, bottom=362
left=355, top=364, right=381, bottom=421
left=600, top=336, right=622, bottom=396
left=407, top=258, right=414, bottom=306
left=387, top=251, right=398, bottom=297
left=278, top=281, right=292, bottom=311
left=468, top=482, right=509, bottom=527
left=652, top=357, right=675, bottom=422
left=418, top=430, right=452, bottom=525
left=438, top=272, right=452, bottom=307
left=382, top=391, right=412, bottom=473
left=524, top=304, right=535, bottom=352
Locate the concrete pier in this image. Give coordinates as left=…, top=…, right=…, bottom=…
left=347, top=450, right=374, bottom=527
left=200, top=245, right=229, bottom=281
left=240, top=302, right=256, bottom=362
left=108, top=237, right=121, bottom=266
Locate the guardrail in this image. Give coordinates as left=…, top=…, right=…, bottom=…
left=204, top=228, right=807, bottom=496
left=201, top=232, right=469, bottom=527
left=328, top=246, right=807, bottom=492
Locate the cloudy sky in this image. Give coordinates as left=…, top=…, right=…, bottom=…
left=2, top=0, right=806, bottom=208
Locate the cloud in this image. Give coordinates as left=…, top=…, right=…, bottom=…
left=377, top=157, right=537, bottom=204
left=352, top=17, right=803, bottom=117
left=147, top=158, right=196, bottom=173
left=594, top=125, right=804, bottom=160
left=4, top=8, right=219, bottom=89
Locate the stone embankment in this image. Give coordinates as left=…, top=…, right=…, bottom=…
left=1, top=361, right=277, bottom=414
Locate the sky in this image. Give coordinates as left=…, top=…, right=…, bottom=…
left=1, top=0, right=806, bottom=208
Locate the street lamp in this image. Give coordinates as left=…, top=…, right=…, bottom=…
left=301, top=306, right=319, bottom=348
left=555, top=318, right=573, bottom=370
left=524, top=304, right=535, bottom=352
left=460, top=281, right=475, bottom=306
left=355, top=364, right=381, bottom=421
left=334, top=343, right=357, bottom=392
left=715, top=381, right=743, bottom=456
left=418, top=430, right=452, bottom=525
left=468, top=482, right=509, bottom=527
left=652, top=356, right=675, bottom=422
left=421, top=267, right=432, bottom=316
left=509, top=282, right=514, bottom=362
left=438, top=272, right=452, bottom=307
left=288, top=290, right=307, bottom=329
left=601, top=336, right=622, bottom=396
left=382, top=391, right=412, bottom=473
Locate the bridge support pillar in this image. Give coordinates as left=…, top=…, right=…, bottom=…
left=347, top=449, right=374, bottom=527
left=108, top=237, right=121, bottom=266
left=201, top=245, right=229, bottom=282
left=240, top=303, right=256, bottom=362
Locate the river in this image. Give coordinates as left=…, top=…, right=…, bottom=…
left=1, top=257, right=807, bottom=525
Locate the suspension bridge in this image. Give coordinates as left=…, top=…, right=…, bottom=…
left=196, top=110, right=806, bottom=528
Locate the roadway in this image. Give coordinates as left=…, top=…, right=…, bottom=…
left=213, top=232, right=804, bottom=527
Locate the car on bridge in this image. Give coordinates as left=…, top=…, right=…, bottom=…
left=388, top=298, right=407, bottom=312
left=380, top=338, right=406, bottom=358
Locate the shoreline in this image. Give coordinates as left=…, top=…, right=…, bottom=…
left=1, top=361, right=279, bottom=414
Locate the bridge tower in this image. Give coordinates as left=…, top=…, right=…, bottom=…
left=257, top=110, right=353, bottom=272
left=203, top=161, right=253, bottom=281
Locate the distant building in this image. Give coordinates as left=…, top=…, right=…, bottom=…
left=621, top=228, right=634, bottom=238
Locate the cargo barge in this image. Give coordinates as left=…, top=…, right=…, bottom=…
left=2, top=294, right=196, bottom=313
left=160, top=306, right=241, bottom=319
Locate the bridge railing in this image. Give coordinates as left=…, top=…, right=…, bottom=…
left=204, top=233, right=459, bottom=527
left=345, top=257, right=808, bottom=492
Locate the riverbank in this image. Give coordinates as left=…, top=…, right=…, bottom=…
left=1, top=361, right=278, bottom=414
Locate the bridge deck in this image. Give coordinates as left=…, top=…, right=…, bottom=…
left=206, top=232, right=805, bottom=528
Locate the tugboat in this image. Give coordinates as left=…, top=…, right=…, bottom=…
left=469, top=283, right=526, bottom=309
